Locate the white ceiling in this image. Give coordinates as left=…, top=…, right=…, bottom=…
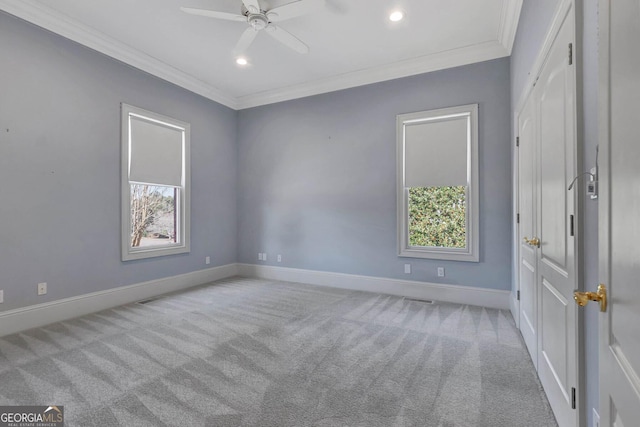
left=0, top=0, right=522, bottom=110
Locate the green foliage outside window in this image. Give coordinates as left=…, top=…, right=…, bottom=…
left=408, top=186, right=467, bottom=248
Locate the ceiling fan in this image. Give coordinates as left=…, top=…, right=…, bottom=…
left=181, top=0, right=325, bottom=54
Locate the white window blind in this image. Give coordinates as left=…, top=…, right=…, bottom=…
left=128, top=115, right=184, bottom=187
left=404, top=115, right=469, bottom=188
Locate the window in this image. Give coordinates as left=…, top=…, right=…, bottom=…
left=121, top=104, right=190, bottom=261
left=397, top=104, right=479, bottom=262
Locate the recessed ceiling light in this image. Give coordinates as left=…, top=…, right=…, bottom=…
left=236, top=57, right=248, bottom=66
left=389, top=10, right=404, bottom=22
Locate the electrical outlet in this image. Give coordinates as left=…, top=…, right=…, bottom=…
left=37, top=282, right=47, bottom=295
left=258, top=253, right=262, bottom=261
left=277, top=254, right=282, bottom=263
left=404, top=264, right=411, bottom=274
left=263, top=253, right=267, bottom=261
left=437, top=267, right=445, bottom=277
left=0, top=290, right=3, bottom=304
left=205, top=256, right=210, bottom=265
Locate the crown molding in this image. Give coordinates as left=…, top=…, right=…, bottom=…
left=498, top=0, right=523, bottom=53
left=2, top=0, right=519, bottom=111
left=0, top=0, right=239, bottom=109
left=235, top=41, right=510, bottom=109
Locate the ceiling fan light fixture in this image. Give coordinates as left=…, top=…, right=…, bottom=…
left=389, top=10, right=404, bottom=22
left=236, top=57, right=249, bottom=66
left=249, top=14, right=268, bottom=30
left=182, top=0, right=315, bottom=54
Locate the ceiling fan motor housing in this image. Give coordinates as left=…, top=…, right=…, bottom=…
left=248, top=13, right=269, bottom=30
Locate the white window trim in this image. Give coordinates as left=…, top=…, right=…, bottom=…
left=121, top=103, right=190, bottom=261
left=396, top=103, right=479, bottom=262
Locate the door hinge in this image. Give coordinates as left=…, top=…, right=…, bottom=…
left=571, top=387, right=576, bottom=409
left=569, top=43, right=573, bottom=65
left=570, top=214, right=574, bottom=236
left=516, top=136, right=520, bottom=147
left=517, top=290, right=520, bottom=301
left=517, top=213, right=520, bottom=224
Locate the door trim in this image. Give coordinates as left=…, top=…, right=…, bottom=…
left=511, top=111, right=521, bottom=328
left=511, top=1, right=583, bottom=424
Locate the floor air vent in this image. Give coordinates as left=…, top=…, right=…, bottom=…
left=136, top=297, right=161, bottom=305
left=403, top=297, right=435, bottom=304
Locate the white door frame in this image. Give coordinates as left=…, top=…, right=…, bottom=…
left=515, top=93, right=539, bottom=366
left=511, top=1, right=584, bottom=424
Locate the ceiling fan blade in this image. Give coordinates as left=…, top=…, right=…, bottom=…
left=234, top=27, right=259, bottom=54
left=242, top=0, right=261, bottom=14
left=266, top=0, right=325, bottom=22
left=180, top=7, right=245, bottom=21
left=265, top=25, right=309, bottom=54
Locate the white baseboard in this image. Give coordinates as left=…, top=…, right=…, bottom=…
left=238, top=264, right=510, bottom=310
left=0, top=263, right=511, bottom=338
left=510, top=292, right=520, bottom=328
left=0, top=263, right=238, bottom=337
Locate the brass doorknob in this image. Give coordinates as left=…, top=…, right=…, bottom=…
left=523, top=236, right=541, bottom=247
left=574, top=284, right=607, bottom=312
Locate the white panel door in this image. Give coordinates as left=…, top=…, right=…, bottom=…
left=535, top=6, right=578, bottom=427
left=518, top=93, right=538, bottom=367
left=597, top=0, right=640, bottom=425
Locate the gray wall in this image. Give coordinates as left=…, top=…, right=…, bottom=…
left=237, top=58, right=512, bottom=290
left=0, top=12, right=238, bottom=312
left=510, top=0, right=559, bottom=111
left=510, top=0, right=599, bottom=424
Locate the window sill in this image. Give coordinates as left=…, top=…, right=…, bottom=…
left=122, top=244, right=190, bottom=261
left=398, top=247, right=479, bottom=262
